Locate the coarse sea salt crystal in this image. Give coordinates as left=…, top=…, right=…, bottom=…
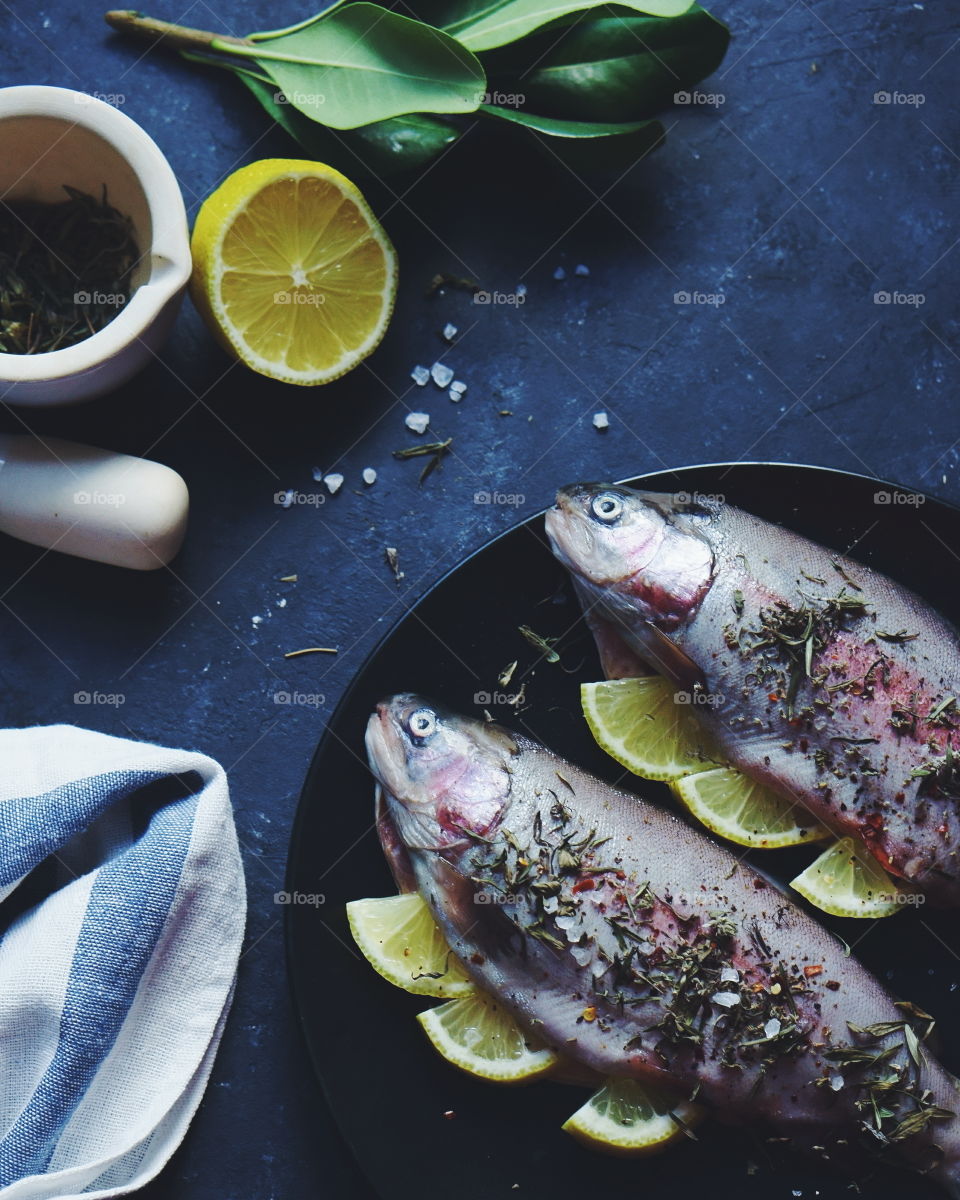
left=406, top=412, right=430, bottom=434
left=571, top=944, right=594, bottom=967
left=711, top=991, right=739, bottom=1008
left=555, top=913, right=577, bottom=932
left=763, top=1018, right=781, bottom=1039
left=450, top=379, right=467, bottom=395
left=575, top=263, right=590, bottom=277
left=411, top=365, right=430, bottom=386
left=431, top=362, right=454, bottom=388
left=362, top=467, right=377, bottom=486
left=442, top=323, right=458, bottom=342
left=324, top=473, right=344, bottom=494
left=449, top=389, right=462, bottom=402
left=311, top=466, right=323, bottom=482
left=516, top=283, right=527, bottom=298
left=553, top=266, right=566, bottom=281
left=720, top=966, right=739, bottom=983
left=829, top=1074, right=844, bottom=1092
left=593, top=411, right=609, bottom=431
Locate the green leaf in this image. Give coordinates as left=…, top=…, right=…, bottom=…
left=484, top=6, right=730, bottom=122
left=214, top=3, right=486, bottom=129
left=235, top=69, right=463, bottom=175
left=414, top=0, right=694, bottom=52
left=478, top=103, right=664, bottom=168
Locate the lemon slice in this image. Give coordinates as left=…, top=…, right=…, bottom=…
left=672, top=767, right=831, bottom=849
left=417, top=992, right=558, bottom=1083
left=562, top=1077, right=703, bottom=1156
left=347, top=893, right=475, bottom=998
left=581, top=677, right=718, bottom=781
left=190, top=159, right=397, bottom=385
left=790, top=837, right=907, bottom=918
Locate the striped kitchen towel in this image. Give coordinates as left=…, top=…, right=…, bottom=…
left=0, top=725, right=246, bottom=1199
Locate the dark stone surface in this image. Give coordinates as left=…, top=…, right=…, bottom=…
left=2, top=2, right=958, bottom=1197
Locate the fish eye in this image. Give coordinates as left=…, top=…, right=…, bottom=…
left=591, top=492, right=624, bottom=524
left=406, top=707, right=438, bottom=744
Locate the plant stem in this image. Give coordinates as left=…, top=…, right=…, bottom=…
left=104, top=10, right=252, bottom=52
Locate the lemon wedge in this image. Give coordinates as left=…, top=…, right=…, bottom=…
left=346, top=893, right=475, bottom=998
left=789, top=837, right=908, bottom=918
left=672, top=767, right=830, bottom=849
left=417, top=992, right=558, bottom=1083
left=562, top=1077, right=703, bottom=1156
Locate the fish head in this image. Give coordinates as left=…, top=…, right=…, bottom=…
left=545, top=482, right=716, bottom=632
left=366, top=694, right=517, bottom=853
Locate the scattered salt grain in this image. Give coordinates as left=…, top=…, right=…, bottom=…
left=575, top=263, right=590, bottom=277
left=410, top=365, right=430, bottom=386
left=311, top=466, right=324, bottom=482
left=711, top=991, right=740, bottom=1008
left=516, top=283, right=527, bottom=298
left=593, top=411, right=609, bottom=431
left=405, top=412, right=430, bottom=434
left=449, top=389, right=462, bottom=402
left=431, top=361, right=454, bottom=388
left=720, top=966, right=739, bottom=984
left=251, top=615, right=263, bottom=627
left=324, top=473, right=344, bottom=495
left=571, top=944, right=594, bottom=967
left=553, top=266, right=566, bottom=281
left=450, top=379, right=467, bottom=395
left=442, top=322, right=458, bottom=342
left=277, top=597, right=287, bottom=608
left=763, top=1018, right=781, bottom=1039
left=362, top=467, right=377, bottom=486
left=829, top=1074, right=844, bottom=1092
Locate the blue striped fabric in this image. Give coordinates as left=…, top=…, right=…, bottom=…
left=0, top=727, right=244, bottom=1200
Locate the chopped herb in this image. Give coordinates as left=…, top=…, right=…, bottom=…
left=384, top=546, right=404, bottom=583
left=283, top=646, right=337, bottom=657
left=519, top=624, right=560, bottom=663
left=392, top=437, right=452, bottom=485
left=876, top=629, right=919, bottom=643
left=498, top=660, right=518, bottom=688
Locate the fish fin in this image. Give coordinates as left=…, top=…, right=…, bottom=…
left=375, top=785, right=418, bottom=894
left=639, top=620, right=707, bottom=695
left=572, top=577, right=652, bottom=680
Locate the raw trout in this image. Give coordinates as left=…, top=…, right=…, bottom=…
left=545, top=483, right=960, bottom=904
left=367, top=694, right=960, bottom=1191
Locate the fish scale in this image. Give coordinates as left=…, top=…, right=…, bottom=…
left=367, top=696, right=960, bottom=1194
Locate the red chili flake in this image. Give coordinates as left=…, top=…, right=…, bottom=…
left=471, top=953, right=485, bottom=965
left=799, top=738, right=809, bottom=752
left=825, top=980, right=841, bottom=991
left=442, top=1110, right=456, bottom=1120
left=938, top=823, right=949, bottom=836
left=895, top=792, right=905, bottom=802
left=803, top=964, right=824, bottom=979
left=768, top=692, right=779, bottom=702
left=572, top=878, right=596, bottom=894
left=615, top=870, right=626, bottom=880
left=753, top=877, right=767, bottom=889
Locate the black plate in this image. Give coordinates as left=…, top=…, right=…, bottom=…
left=286, top=464, right=960, bottom=1200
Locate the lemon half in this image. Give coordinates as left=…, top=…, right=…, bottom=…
left=190, top=159, right=397, bottom=385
